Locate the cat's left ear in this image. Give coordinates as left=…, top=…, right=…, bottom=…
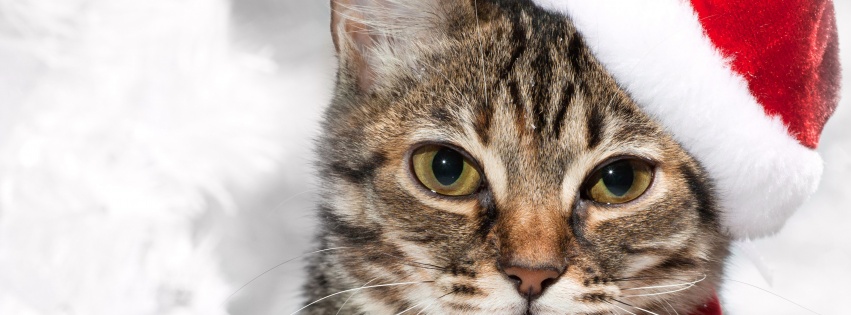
left=330, top=0, right=469, bottom=92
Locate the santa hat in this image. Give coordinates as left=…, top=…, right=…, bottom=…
left=533, top=0, right=841, bottom=239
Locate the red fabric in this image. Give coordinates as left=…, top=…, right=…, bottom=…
left=690, top=0, right=840, bottom=148
left=690, top=293, right=723, bottom=315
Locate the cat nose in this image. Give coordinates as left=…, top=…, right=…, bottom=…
left=502, top=265, right=561, bottom=298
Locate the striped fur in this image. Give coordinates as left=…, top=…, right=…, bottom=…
left=305, top=0, right=730, bottom=314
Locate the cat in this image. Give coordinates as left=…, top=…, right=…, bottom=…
left=302, top=0, right=730, bottom=314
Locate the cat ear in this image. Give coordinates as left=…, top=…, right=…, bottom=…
left=330, top=0, right=463, bottom=91
left=330, top=0, right=376, bottom=90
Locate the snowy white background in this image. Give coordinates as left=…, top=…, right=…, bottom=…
left=0, top=0, right=848, bottom=314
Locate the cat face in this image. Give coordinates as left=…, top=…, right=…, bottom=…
left=305, top=0, right=729, bottom=314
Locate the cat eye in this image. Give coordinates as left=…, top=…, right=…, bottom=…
left=583, top=159, right=653, bottom=204
left=410, top=144, right=482, bottom=196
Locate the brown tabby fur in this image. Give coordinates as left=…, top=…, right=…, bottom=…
left=304, top=0, right=730, bottom=313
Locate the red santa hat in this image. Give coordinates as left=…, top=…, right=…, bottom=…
left=533, top=0, right=841, bottom=239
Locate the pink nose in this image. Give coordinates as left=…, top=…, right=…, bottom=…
left=502, top=266, right=561, bottom=298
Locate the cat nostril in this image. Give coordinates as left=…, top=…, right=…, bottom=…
left=508, top=274, right=522, bottom=284
left=541, top=277, right=557, bottom=290
left=502, top=266, right=561, bottom=299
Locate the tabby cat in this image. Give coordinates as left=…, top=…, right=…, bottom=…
left=303, top=0, right=730, bottom=314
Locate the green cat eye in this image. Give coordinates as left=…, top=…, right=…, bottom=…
left=584, top=159, right=653, bottom=204
left=411, top=145, right=481, bottom=196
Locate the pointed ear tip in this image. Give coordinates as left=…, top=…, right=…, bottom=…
left=328, top=0, right=376, bottom=92
left=329, top=0, right=355, bottom=53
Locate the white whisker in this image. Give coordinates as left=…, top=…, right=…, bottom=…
left=223, top=247, right=351, bottom=305
left=414, top=301, right=436, bottom=315
left=412, top=290, right=456, bottom=315
left=605, top=300, right=639, bottom=315
left=290, top=280, right=434, bottom=315
left=620, top=284, right=696, bottom=298
left=395, top=299, right=429, bottom=315
left=663, top=299, right=679, bottom=315
left=614, top=298, right=662, bottom=315
left=723, top=278, right=823, bottom=315
left=630, top=304, right=662, bottom=315
left=621, top=274, right=707, bottom=291
left=271, top=189, right=314, bottom=211
left=335, top=277, right=379, bottom=315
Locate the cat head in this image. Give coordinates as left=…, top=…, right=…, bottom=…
left=310, top=0, right=729, bottom=313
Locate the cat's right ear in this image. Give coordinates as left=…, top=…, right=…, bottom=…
left=330, top=0, right=462, bottom=92
left=330, top=0, right=378, bottom=91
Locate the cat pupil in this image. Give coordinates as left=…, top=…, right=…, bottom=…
left=432, top=148, right=464, bottom=186
left=602, top=161, right=634, bottom=196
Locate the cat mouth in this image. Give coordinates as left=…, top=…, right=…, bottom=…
left=521, top=306, right=549, bottom=315
left=521, top=300, right=540, bottom=315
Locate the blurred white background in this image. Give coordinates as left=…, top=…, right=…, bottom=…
left=0, top=0, right=848, bottom=314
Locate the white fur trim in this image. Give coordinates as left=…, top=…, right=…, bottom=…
left=533, top=0, right=823, bottom=239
